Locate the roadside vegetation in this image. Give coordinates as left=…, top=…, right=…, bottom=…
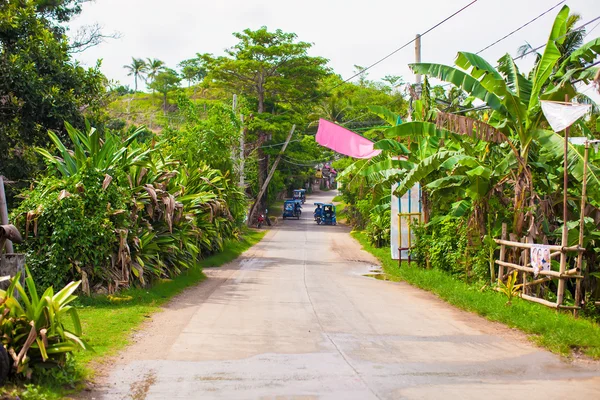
left=335, top=5, right=600, bottom=325
left=0, top=0, right=599, bottom=396
left=352, top=231, right=600, bottom=359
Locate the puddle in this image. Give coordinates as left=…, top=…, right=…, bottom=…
left=363, top=273, right=400, bottom=282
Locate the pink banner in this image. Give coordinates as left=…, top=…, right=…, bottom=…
left=316, top=119, right=381, bottom=159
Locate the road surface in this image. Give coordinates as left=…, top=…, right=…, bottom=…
left=87, top=190, right=600, bottom=399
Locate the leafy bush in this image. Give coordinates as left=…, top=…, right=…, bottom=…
left=412, top=217, right=491, bottom=283
left=13, top=123, right=247, bottom=291
left=366, top=209, right=390, bottom=248
left=0, top=270, right=88, bottom=379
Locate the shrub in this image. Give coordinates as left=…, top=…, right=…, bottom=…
left=0, top=270, right=88, bottom=380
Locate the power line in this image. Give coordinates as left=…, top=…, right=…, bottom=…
left=585, top=20, right=600, bottom=37
left=514, top=15, right=600, bottom=61
left=476, top=0, right=566, bottom=54
left=330, top=0, right=479, bottom=92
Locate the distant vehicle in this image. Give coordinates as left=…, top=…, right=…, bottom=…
left=313, top=202, right=324, bottom=224
left=283, top=200, right=301, bottom=220
left=317, top=203, right=336, bottom=225
left=293, top=189, right=306, bottom=204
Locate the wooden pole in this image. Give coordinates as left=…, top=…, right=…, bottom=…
left=557, top=95, right=570, bottom=307
left=239, top=115, right=245, bottom=188
left=247, top=125, right=296, bottom=226
left=0, top=176, right=14, bottom=253
left=498, top=223, right=507, bottom=283
left=574, top=142, right=589, bottom=311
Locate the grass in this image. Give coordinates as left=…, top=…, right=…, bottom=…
left=331, top=195, right=347, bottom=222
left=352, top=230, right=600, bottom=359
left=75, top=229, right=266, bottom=366
left=9, top=229, right=266, bottom=399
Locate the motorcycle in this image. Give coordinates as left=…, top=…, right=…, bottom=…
left=256, top=209, right=271, bottom=228
left=256, top=212, right=265, bottom=228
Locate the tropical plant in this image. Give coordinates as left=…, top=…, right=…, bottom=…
left=146, top=58, right=165, bottom=86
left=497, top=270, right=523, bottom=305
left=123, top=57, right=148, bottom=92
left=404, top=5, right=600, bottom=237
left=14, top=122, right=246, bottom=291
left=148, top=69, right=181, bottom=111
left=0, top=270, right=88, bottom=378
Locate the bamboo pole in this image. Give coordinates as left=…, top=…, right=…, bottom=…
left=522, top=237, right=529, bottom=295
left=493, top=239, right=584, bottom=252
left=494, top=260, right=583, bottom=279
left=574, top=142, right=589, bottom=311
left=521, top=293, right=559, bottom=308
left=557, top=94, right=570, bottom=306
left=523, top=276, right=553, bottom=287
left=498, top=223, right=507, bottom=283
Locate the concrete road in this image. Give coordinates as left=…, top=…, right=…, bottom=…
left=88, top=190, right=600, bottom=399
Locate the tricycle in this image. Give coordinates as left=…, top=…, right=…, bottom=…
left=293, top=189, right=306, bottom=204
left=282, top=200, right=301, bottom=220
left=316, top=203, right=336, bottom=225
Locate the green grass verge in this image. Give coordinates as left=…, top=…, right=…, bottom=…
left=351, top=230, right=600, bottom=359
left=9, top=229, right=266, bottom=399
left=75, top=229, right=266, bottom=366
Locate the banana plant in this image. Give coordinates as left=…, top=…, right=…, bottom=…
left=407, top=5, right=600, bottom=236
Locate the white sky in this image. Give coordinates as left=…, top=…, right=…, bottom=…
left=69, top=0, right=599, bottom=99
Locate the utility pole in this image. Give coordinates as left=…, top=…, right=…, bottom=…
left=414, top=33, right=422, bottom=98
left=247, top=125, right=296, bottom=226
left=239, top=115, right=245, bottom=188
left=232, top=94, right=245, bottom=188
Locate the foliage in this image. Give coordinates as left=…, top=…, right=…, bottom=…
left=353, top=230, right=600, bottom=359
left=164, top=97, right=240, bottom=173
left=13, top=123, right=247, bottom=290
left=497, top=270, right=523, bottom=305
left=123, top=58, right=148, bottom=92
left=338, top=6, right=600, bottom=308
left=0, top=270, right=88, bottom=379
left=0, top=0, right=107, bottom=202
left=148, top=69, right=181, bottom=111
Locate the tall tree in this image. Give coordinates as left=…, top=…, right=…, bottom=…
left=148, top=69, right=181, bottom=112
left=123, top=58, right=147, bottom=92
left=200, top=27, right=329, bottom=211
left=0, top=0, right=106, bottom=200
left=178, top=57, right=207, bottom=87
left=146, top=58, right=165, bottom=87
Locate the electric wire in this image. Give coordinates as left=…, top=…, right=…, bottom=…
left=513, top=15, right=600, bottom=60
left=476, top=0, right=567, bottom=54
left=327, top=0, right=479, bottom=93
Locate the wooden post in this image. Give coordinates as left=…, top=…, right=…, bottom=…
left=557, top=95, right=570, bottom=307
left=522, top=237, right=530, bottom=296
left=247, top=125, right=296, bottom=226
left=574, top=142, right=590, bottom=311
left=498, top=223, right=507, bottom=282
left=0, top=176, right=14, bottom=254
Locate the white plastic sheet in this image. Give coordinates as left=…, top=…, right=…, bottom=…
left=541, top=101, right=591, bottom=132
left=390, top=183, right=421, bottom=260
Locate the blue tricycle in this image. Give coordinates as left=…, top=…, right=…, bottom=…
left=293, top=189, right=306, bottom=204
left=314, top=203, right=336, bottom=225
left=283, top=200, right=301, bottom=220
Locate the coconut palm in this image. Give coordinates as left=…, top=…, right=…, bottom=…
left=123, top=57, right=147, bottom=92
left=146, top=58, right=165, bottom=86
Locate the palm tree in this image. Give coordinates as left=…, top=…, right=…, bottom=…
left=123, top=58, right=147, bottom=92
left=146, top=58, right=165, bottom=86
